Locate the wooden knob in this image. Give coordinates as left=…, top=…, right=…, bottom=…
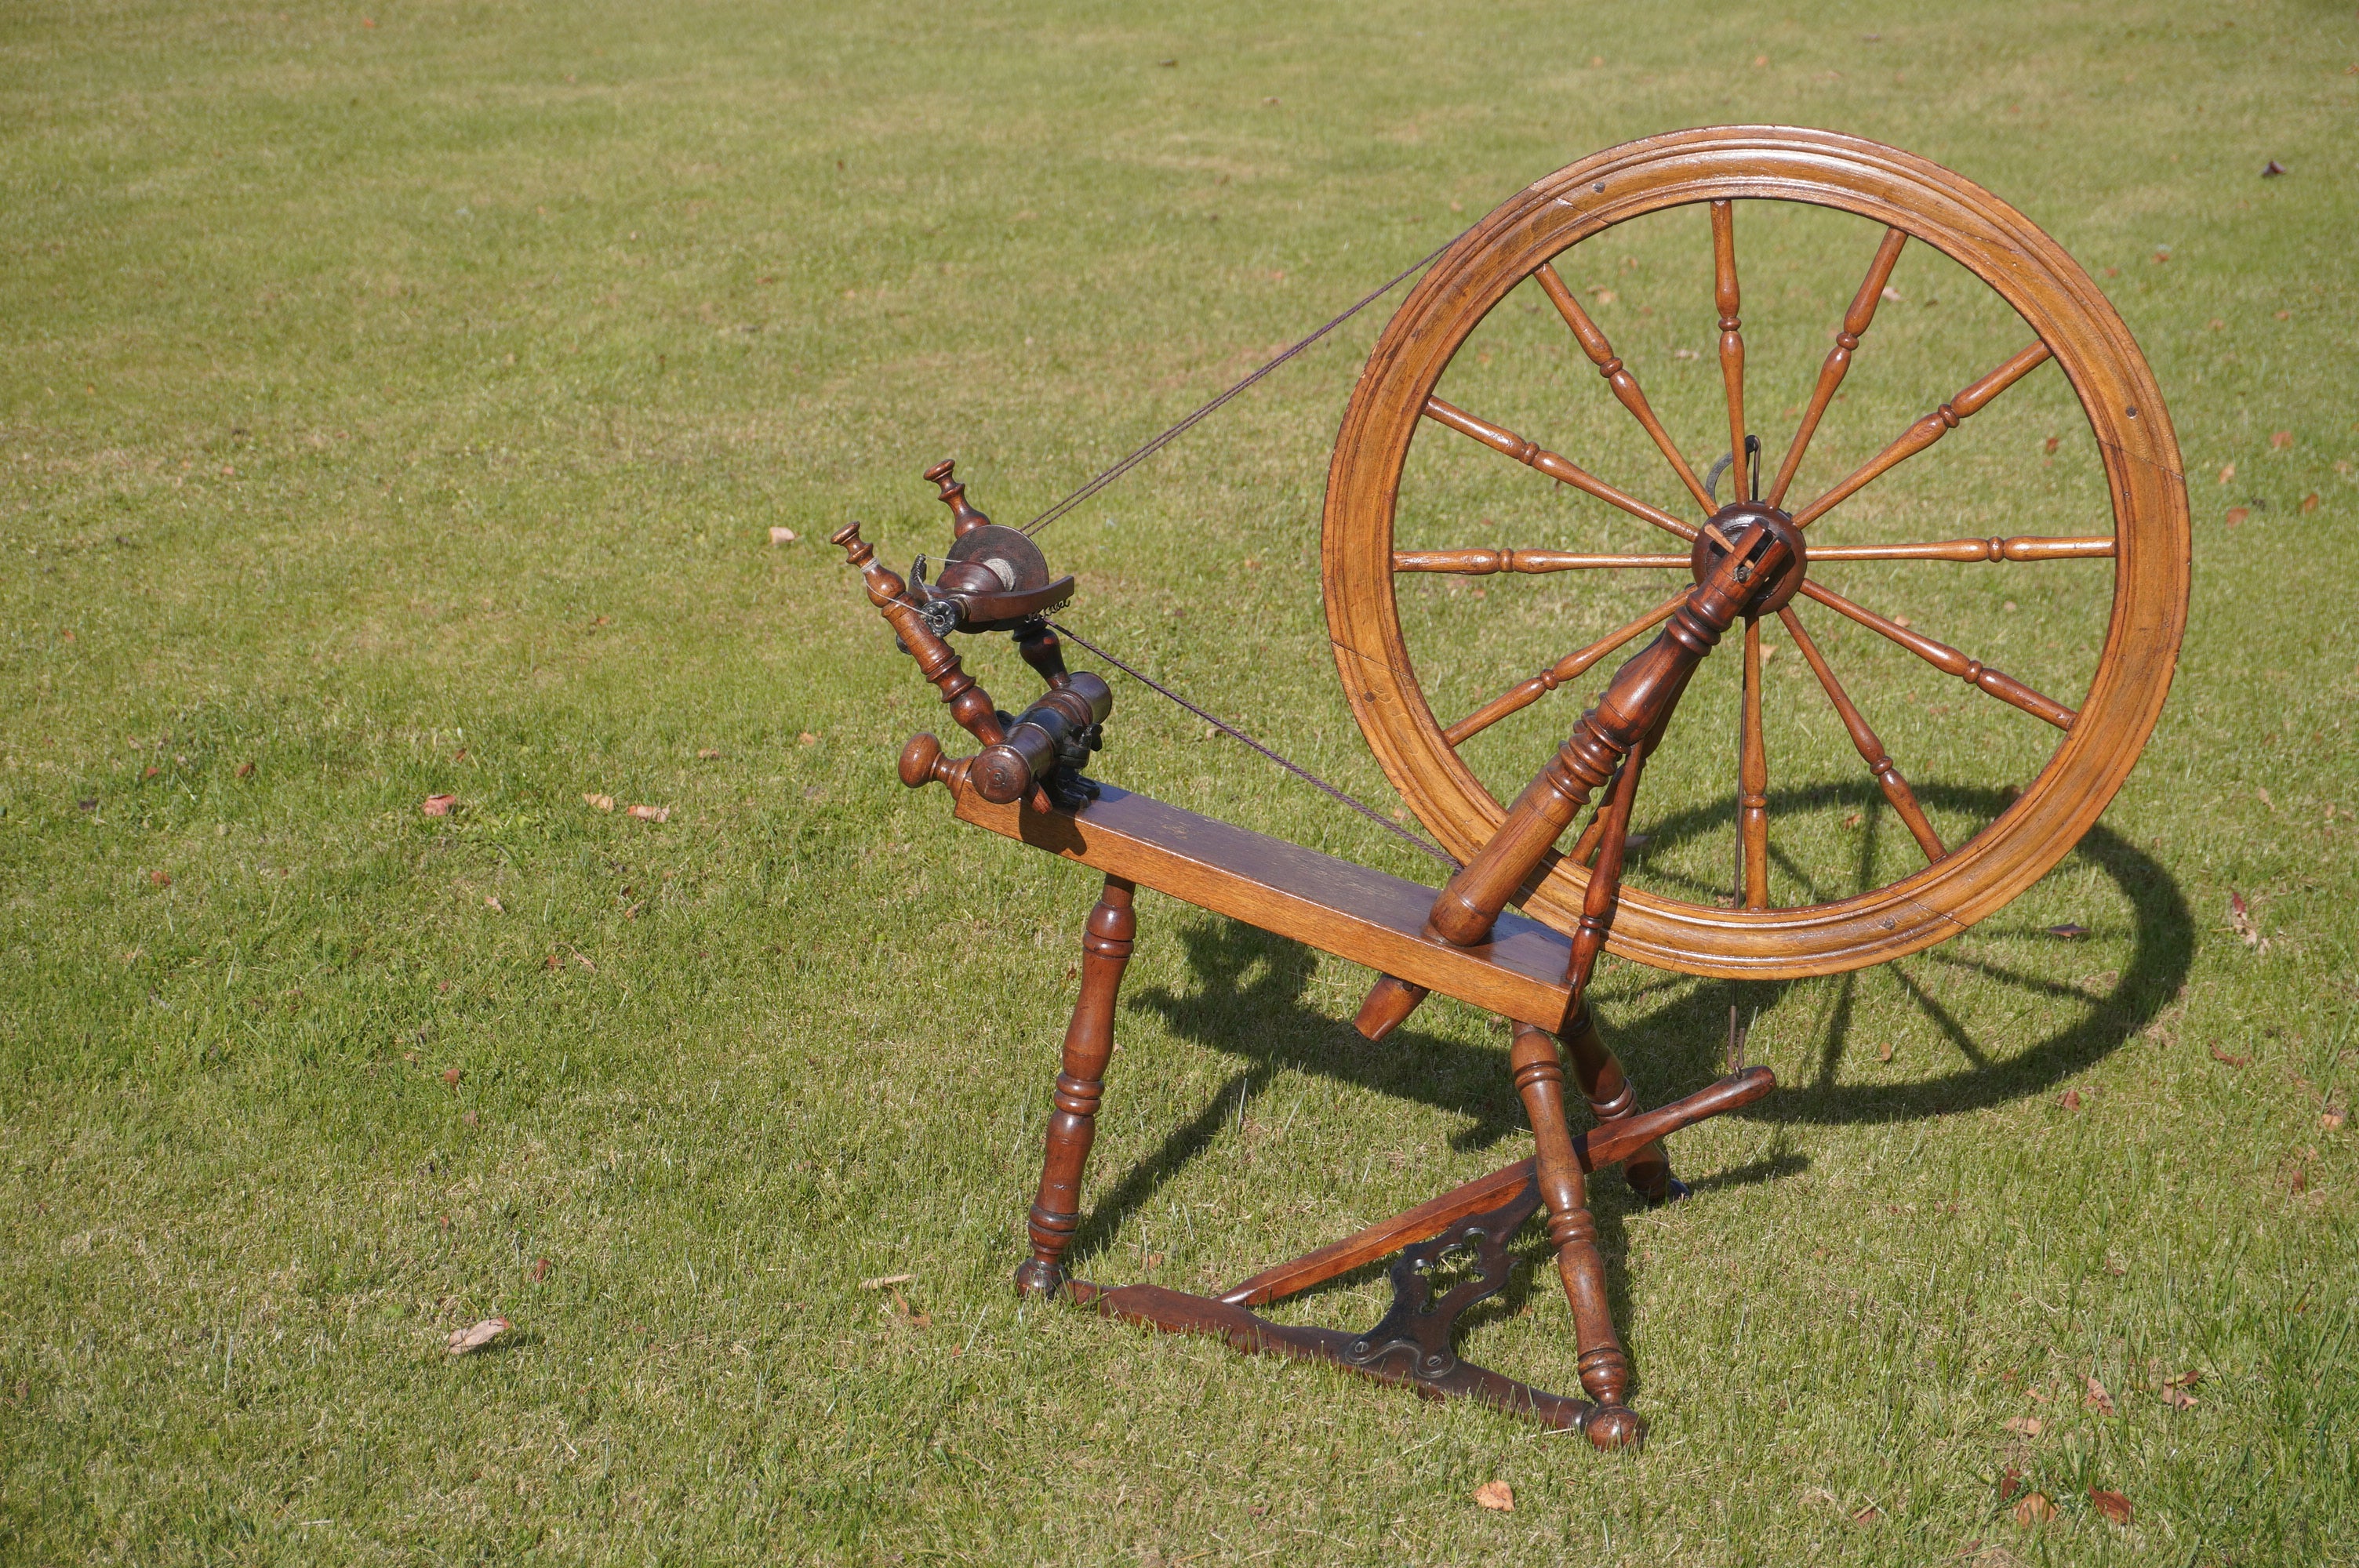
left=923, top=459, right=991, bottom=538
left=898, top=732, right=945, bottom=789
left=831, top=521, right=873, bottom=566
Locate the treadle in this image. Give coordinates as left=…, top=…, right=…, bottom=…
left=1067, top=1178, right=1598, bottom=1433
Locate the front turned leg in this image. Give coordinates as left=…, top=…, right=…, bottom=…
left=1510, top=1023, right=1643, bottom=1450
left=1560, top=1004, right=1685, bottom=1207
left=1016, top=877, right=1137, bottom=1299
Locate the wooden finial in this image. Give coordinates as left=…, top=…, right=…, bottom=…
left=924, top=459, right=992, bottom=538
left=831, top=521, right=872, bottom=564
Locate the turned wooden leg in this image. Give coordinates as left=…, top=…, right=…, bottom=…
left=1510, top=1023, right=1643, bottom=1450
left=1015, top=876, right=1136, bottom=1300
left=1560, top=1003, right=1685, bottom=1206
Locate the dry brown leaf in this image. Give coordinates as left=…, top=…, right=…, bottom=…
left=2324, top=1106, right=2346, bottom=1131
left=2270, top=430, right=2293, bottom=449
left=442, top=1065, right=462, bottom=1089
left=2003, top=1416, right=2042, bottom=1436
left=626, top=804, right=669, bottom=822
left=2047, top=922, right=2091, bottom=939
left=531, top=1257, right=551, bottom=1283
left=2290, top=1165, right=2307, bottom=1194
left=2301, top=492, right=2320, bottom=514
left=484, top=895, right=503, bottom=913
left=1892, top=615, right=1913, bottom=628
left=1473, top=1480, right=1514, bottom=1512
left=421, top=794, right=458, bottom=816
left=148, top=869, right=171, bottom=887
left=236, top=760, right=255, bottom=778
left=2084, top=1374, right=2116, bottom=1416
left=1877, top=1042, right=1894, bottom=1063
left=2088, top=1488, right=2132, bottom=1525
left=1852, top=1503, right=1883, bottom=1526
left=2043, top=434, right=2059, bottom=455
left=1843, top=811, right=1862, bottom=827
left=2013, top=1493, right=2055, bottom=1526
left=2218, top=462, right=2237, bottom=485
left=797, top=731, right=818, bottom=746
left=859, top=1272, right=916, bottom=1290
left=2162, top=1368, right=2202, bottom=1389
left=583, top=793, right=615, bottom=811
left=2228, top=891, right=2267, bottom=951
left=2257, top=786, right=2276, bottom=810
left=543, top=954, right=561, bottom=971
left=2211, top=1047, right=2251, bottom=1068
left=446, top=1317, right=509, bottom=1356
left=2225, top=506, right=2250, bottom=527
left=2160, top=1382, right=2198, bottom=1409
left=768, top=526, right=798, bottom=545
left=2061, top=1090, right=2084, bottom=1111
left=698, top=748, right=722, bottom=760
left=1998, top=1468, right=2025, bottom=1503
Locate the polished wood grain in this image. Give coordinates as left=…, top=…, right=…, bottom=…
left=1766, top=225, right=1906, bottom=506
left=1776, top=608, right=1946, bottom=862
left=1325, top=127, right=2189, bottom=978
left=1797, top=579, right=2077, bottom=730
left=1789, top=341, right=2053, bottom=530
left=834, top=522, right=1008, bottom=750
left=1805, top=535, right=2115, bottom=562
left=1510, top=1023, right=1634, bottom=1437
left=1558, top=1003, right=1672, bottom=1201
left=1739, top=617, right=1768, bottom=909
left=945, top=776, right=1587, bottom=1031
left=1216, top=1065, right=1774, bottom=1309
left=923, top=457, right=993, bottom=537
left=1016, top=877, right=1136, bottom=1299
left=1441, top=589, right=1686, bottom=746
left=1710, top=201, right=1750, bottom=499
left=1423, top=395, right=1700, bottom=543
left=1564, top=735, right=1647, bottom=1000
left=1394, top=547, right=1690, bottom=575
left=1533, top=262, right=1714, bottom=512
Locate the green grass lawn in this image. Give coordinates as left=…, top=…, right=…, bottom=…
left=4, top=1, right=2356, bottom=1562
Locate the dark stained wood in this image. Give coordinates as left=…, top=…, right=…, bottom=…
left=1766, top=226, right=1907, bottom=506
left=1558, top=1004, right=1672, bottom=1202
left=1016, top=877, right=1136, bottom=1299
left=1423, top=395, right=1700, bottom=543
left=1776, top=608, right=1946, bottom=862
left=1710, top=201, right=1750, bottom=500
left=1533, top=262, right=1714, bottom=512
left=1798, top=580, right=2077, bottom=730
left=923, top=457, right=993, bottom=537
left=834, top=522, right=1008, bottom=750
left=1789, top=342, right=2053, bottom=530
left=1216, top=1065, right=1774, bottom=1308
left=1393, top=547, right=1690, bottom=575
left=947, top=778, right=1587, bottom=1031
left=1014, top=619, right=1073, bottom=688
left=1442, top=590, right=1685, bottom=746
left=1739, top=617, right=1768, bottom=909
left=1511, top=1024, right=1634, bottom=1439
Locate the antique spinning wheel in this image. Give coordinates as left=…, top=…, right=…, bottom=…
left=1325, top=126, right=2189, bottom=979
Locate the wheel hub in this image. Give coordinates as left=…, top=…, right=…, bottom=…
left=1689, top=502, right=1806, bottom=615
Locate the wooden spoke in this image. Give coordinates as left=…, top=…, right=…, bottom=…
left=1532, top=263, right=1715, bottom=513
left=1796, top=580, right=2077, bottom=730
left=1441, top=589, right=1687, bottom=746
left=1766, top=226, right=1907, bottom=506
left=1776, top=606, right=1946, bottom=862
left=1789, top=342, right=2052, bottom=529
left=1394, top=547, right=1692, bottom=574
left=1423, top=395, right=1701, bottom=543
left=1739, top=617, right=1768, bottom=909
left=1710, top=201, right=1749, bottom=499
left=1805, top=535, right=2114, bottom=564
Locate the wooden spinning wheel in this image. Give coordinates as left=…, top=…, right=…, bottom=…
left=838, top=127, right=2190, bottom=1450
left=1326, top=125, right=2189, bottom=978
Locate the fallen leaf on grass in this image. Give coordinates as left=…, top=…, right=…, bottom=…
left=447, top=1318, right=509, bottom=1356
left=583, top=793, right=615, bottom=811
left=2210, top=1047, right=2250, bottom=1068
left=2225, top=507, right=2249, bottom=527
left=2300, top=492, right=2320, bottom=514
left=2088, top=1488, right=2132, bottom=1525
left=2043, top=435, right=2059, bottom=455
left=2060, top=1090, right=2083, bottom=1111
left=235, top=760, right=255, bottom=778
left=2270, top=430, right=2294, bottom=449
left=797, top=731, right=818, bottom=746
left=484, top=895, right=503, bottom=913
left=889, top=1287, right=932, bottom=1329
left=1852, top=1503, right=1883, bottom=1526
left=2003, top=1416, right=2042, bottom=1436
left=2324, top=1105, right=2346, bottom=1131
left=2160, top=1381, right=2199, bottom=1410
left=2085, top=1375, right=2116, bottom=1416
left=2219, top=463, right=2237, bottom=485
left=768, top=526, right=798, bottom=545
left=2261, top=159, right=2286, bottom=177
left=858, top=1272, right=916, bottom=1290
left=1473, top=1481, right=1514, bottom=1512
left=531, top=1257, right=551, bottom=1282
left=442, top=1066, right=462, bottom=1089
left=697, top=748, right=721, bottom=760
left=2257, top=787, right=2275, bottom=810
left=2013, top=1493, right=2055, bottom=1526
left=1998, top=1468, right=2025, bottom=1503
left=2290, top=1165, right=2307, bottom=1194
left=2228, top=891, right=2268, bottom=952
left=1843, top=811, right=1861, bottom=827
left=626, top=804, right=669, bottom=822
left=1877, top=1042, right=1894, bottom=1063
left=148, top=869, right=171, bottom=887
left=2046, top=923, right=2090, bottom=939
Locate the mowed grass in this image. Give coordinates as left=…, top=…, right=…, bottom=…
left=2, top=1, right=2356, bottom=1563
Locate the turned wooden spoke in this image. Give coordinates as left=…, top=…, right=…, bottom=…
left=1790, top=342, right=2052, bottom=529
left=1532, top=263, right=1714, bottom=513
left=1776, top=606, right=1946, bottom=862
left=1423, top=395, right=1700, bottom=543
left=1766, top=227, right=1907, bottom=506
left=1394, top=547, right=1691, bottom=574
left=1797, top=580, right=2077, bottom=730
left=1710, top=201, right=1749, bottom=499
left=1739, top=618, right=1768, bottom=909
left=1805, top=535, right=2115, bottom=563
left=1442, top=589, right=1687, bottom=746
